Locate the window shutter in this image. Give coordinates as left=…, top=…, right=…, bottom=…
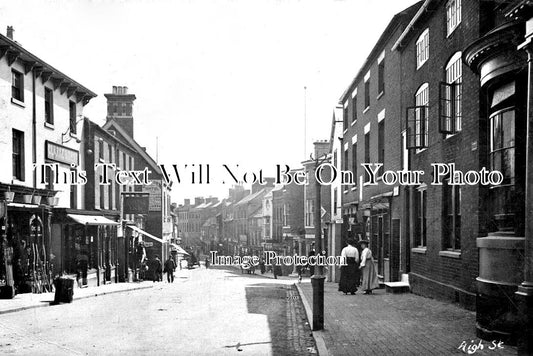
left=439, top=82, right=454, bottom=134
left=454, top=82, right=462, bottom=132
left=406, top=106, right=428, bottom=149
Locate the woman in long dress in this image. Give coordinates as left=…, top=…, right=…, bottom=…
left=338, top=238, right=360, bottom=295
left=359, top=240, right=379, bottom=294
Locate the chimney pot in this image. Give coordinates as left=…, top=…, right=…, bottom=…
left=6, top=26, right=14, bottom=40
left=112, top=86, right=117, bottom=94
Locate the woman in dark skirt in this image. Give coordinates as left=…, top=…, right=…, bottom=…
left=338, top=237, right=360, bottom=295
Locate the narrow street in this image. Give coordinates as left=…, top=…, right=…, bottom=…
left=0, top=268, right=316, bottom=356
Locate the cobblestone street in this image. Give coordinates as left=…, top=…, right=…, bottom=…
left=0, top=267, right=315, bottom=355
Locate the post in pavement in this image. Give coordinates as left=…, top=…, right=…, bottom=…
left=311, top=153, right=326, bottom=331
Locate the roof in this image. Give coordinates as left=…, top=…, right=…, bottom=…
left=235, top=188, right=269, bottom=206
left=339, top=1, right=423, bottom=103
left=391, top=0, right=437, bottom=51
left=0, top=33, right=96, bottom=104
left=102, top=118, right=162, bottom=175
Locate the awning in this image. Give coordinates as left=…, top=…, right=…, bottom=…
left=67, top=214, right=119, bottom=226
left=170, top=243, right=189, bottom=255
left=127, top=225, right=164, bottom=243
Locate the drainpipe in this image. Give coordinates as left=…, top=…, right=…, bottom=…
left=32, top=69, right=37, bottom=188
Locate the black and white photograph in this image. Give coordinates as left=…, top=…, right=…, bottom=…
left=0, top=0, right=532, bottom=355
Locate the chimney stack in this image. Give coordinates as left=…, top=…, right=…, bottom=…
left=6, top=26, right=14, bottom=40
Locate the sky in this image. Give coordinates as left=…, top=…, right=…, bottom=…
left=0, top=0, right=417, bottom=204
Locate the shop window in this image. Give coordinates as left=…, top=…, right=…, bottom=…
left=489, top=107, right=516, bottom=232
left=439, top=52, right=462, bottom=134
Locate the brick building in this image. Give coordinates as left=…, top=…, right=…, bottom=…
left=337, top=2, right=421, bottom=286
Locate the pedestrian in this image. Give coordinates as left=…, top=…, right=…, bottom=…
left=164, top=256, right=176, bottom=283
left=359, top=240, right=379, bottom=294
left=338, top=237, right=360, bottom=295
left=152, top=255, right=162, bottom=283
left=205, top=257, right=210, bottom=269
left=272, top=258, right=278, bottom=279
left=259, top=258, right=266, bottom=274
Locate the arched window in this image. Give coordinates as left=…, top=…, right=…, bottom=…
left=416, top=29, right=429, bottom=69
left=406, top=83, right=429, bottom=150
left=440, top=52, right=463, bottom=134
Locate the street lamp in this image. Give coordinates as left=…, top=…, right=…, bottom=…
left=310, top=152, right=328, bottom=331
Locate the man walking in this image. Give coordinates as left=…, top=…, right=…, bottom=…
left=152, top=255, right=162, bottom=283
left=164, top=256, right=176, bottom=283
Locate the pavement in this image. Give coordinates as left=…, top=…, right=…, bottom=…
left=295, top=281, right=518, bottom=356
left=0, top=277, right=156, bottom=315
left=0, top=266, right=316, bottom=355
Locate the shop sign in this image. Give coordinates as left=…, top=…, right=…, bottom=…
left=143, top=180, right=162, bottom=212
left=144, top=242, right=154, bottom=247
left=45, top=141, right=79, bottom=165
left=123, top=195, right=149, bottom=215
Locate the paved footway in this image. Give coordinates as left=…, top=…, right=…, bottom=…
left=297, top=282, right=517, bottom=356
left=0, top=267, right=315, bottom=355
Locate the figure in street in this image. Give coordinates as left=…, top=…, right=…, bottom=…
left=308, top=243, right=316, bottom=276
left=359, top=240, right=379, bottom=294
left=152, top=255, right=162, bottom=283
left=164, top=256, right=176, bottom=283
left=205, top=257, right=210, bottom=269
left=338, top=237, right=360, bottom=295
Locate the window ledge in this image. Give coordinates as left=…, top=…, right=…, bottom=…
left=11, top=97, right=25, bottom=108
left=376, top=91, right=384, bottom=100
left=439, top=250, right=461, bottom=259
left=412, top=247, right=427, bottom=254
left=350, top=186, right=357, bottom=191
left=351, top=120, right=357, bottom=127
left=363, top=107, right=370, bottom=114
left=343, top=190, right=349, bottom=194
left=415, top=148, right=427, bottom=155
left=44, top=122, right=55, bottom=130
left=343, top=129, right=348, bottom=134
left=444, top=131, right=461, bottom=140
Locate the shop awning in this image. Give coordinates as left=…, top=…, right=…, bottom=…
left=127, top=225, right=164, bottom=243
left=170, top=243, right=189, bottom=255
left=67, top=214, right=119, bottom=226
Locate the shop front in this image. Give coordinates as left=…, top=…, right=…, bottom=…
left=0, top=184, right=57, bottom=298
left=52, top=210, right=119, bottom=288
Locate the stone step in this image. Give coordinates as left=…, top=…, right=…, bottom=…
left=384, top=281, right=410, bottom=294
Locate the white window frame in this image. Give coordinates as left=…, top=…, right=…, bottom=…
left=416, top=29, right=429, bottom=69
left=444, top=52, right=463, bottom=135
left=446, top=0, right=462, bottom=37
left=415, top=83, right=429, bottom=153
